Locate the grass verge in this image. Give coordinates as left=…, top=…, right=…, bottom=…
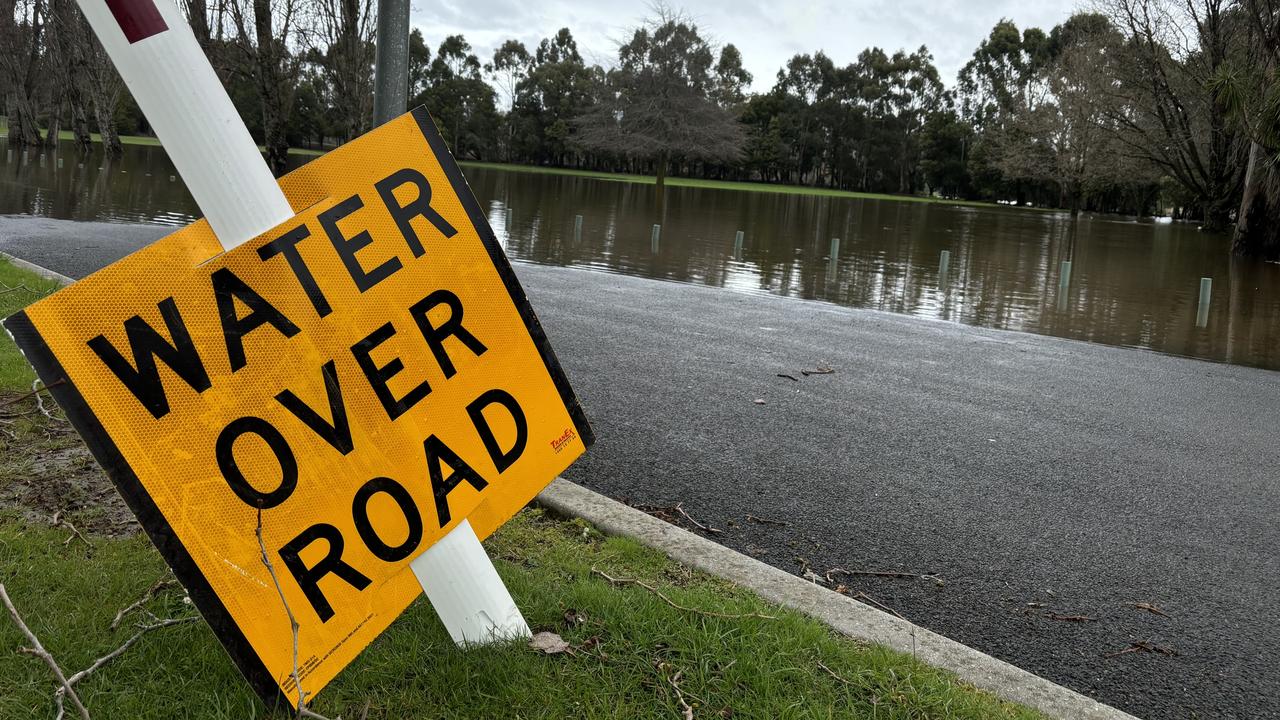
left=0, top=258, right=63, bottom=391
left=0, top=258, right=1042, bottom=719
left=0, top=507, right=1042, bottom=719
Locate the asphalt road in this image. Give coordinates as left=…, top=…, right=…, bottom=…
left=3, top=216, right=1278, bottom=719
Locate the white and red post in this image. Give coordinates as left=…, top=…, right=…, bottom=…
left=76, top=0, right=530, bottom=645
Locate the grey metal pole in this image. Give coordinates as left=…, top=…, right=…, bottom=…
left=373, top=0, right=411, bottom=126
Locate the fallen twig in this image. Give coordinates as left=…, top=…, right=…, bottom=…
left=1104, top=640, right=1178, bottom=659
left=1043, top=613, right=1096, bottom=623
left=800, top=365, right=835, bottom=376
left=257, top=507, right=331, bottom=720
left=0, top=379, right=65, bottom=411
left=0, top=583, right=91, bottom=720
left=51, top=511, right=92, bottom=551
left=745, top=513, right=788, bottom=527
left=825, top=567, right=920, bottom=581
left=852, top=592, right=906, bottom=621
left=817, top=659, right=851, bottom=685
left=1130, top=602, right=1170, bottom=617
left=591, top=568, right=776, bottom=620
left=667, top=668, right=694, bottom=720
left=54, top=617, right=196, bottom=720
left=32, top=379, right=64, bottom=422
left=111, top=572, right=178, bottom=630
left=776, top=373, right=799, bottom=382
left=674, top=503, right=722, bottom=535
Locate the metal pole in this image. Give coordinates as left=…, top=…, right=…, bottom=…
left=373, top=0, right=411, bottom=127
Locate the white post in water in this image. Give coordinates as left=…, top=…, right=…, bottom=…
left=939, top=250, right=951, bottom=280
left=829, top=237, right=840, bottom=262
left=651, top=224, right=661, bottom=253
left=733, top=230, right=744, bottom=260
left=1197, top=277, right=1212, bottom=328
left=1057, top=260, right=1072, bottom=312
left=573, top=214, right=583, bottom=243
left=74, top=0, right=529, bottom=645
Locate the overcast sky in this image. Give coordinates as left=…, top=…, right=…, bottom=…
left=414, top=0, right=1079, bottom=92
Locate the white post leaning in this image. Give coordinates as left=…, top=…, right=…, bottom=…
left=73, top=0, right=530, bottom=645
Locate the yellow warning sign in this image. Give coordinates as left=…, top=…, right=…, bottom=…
left=3, top=108, right=591, bottom=703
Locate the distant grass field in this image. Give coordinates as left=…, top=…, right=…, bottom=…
left=3, top=120, right=1032, bottom=209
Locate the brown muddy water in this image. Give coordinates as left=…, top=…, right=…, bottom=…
left=4, top=141, right=1279, bottom=371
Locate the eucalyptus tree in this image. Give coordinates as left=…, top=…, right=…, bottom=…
left=412, top=34, right=497, bottom=159
left=573, top=8, right=746, bottom=194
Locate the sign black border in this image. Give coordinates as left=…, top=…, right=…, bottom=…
left=1, top=105, right=593, bottom=708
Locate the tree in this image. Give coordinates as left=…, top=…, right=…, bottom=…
left=313, top=0, right=375, bottom=142
left=573, top=7, right=746, bottom=195
left=1210, top=0, right=1280, bottom=259
left=413, top=34, right=497, bottom=159
left=991, top=14, right=1136, bottom=212
left=1099, top=0, right=1246, bottom=230
left=223, top=0, right=306, bottom=174
left=1, top=0, right=46, bottom=147
left=920, top=110, right=974, bottom=197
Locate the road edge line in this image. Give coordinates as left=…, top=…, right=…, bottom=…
left=537, top=478, right=1141, bottom=720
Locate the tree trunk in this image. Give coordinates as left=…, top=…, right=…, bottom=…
left=1232, top=141, right=1280, bottom=260
left=5, top=93, right=41, bottom=146
left=654, top=150, right=668, bottom=199
left=44, top=103, right=61, bottom=147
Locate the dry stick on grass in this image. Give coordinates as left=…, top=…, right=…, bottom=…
left=53, top=617, right=197, bottom=720
left=111, top=572, right=177, bottom=630
left=667, top=669, right=695, bottom=720
left=0, top=583, right=92, bottom=720
left=674, top=503, right=722, bottom=535
left=816, top=659, right=852, bottom=685
left=51, top=511, right=92, bottom=550
left=591, top=568, right=777, bottom=620
left=256, top=507, right=334, bottom=720
left=0, top=379, right=66, bottom=411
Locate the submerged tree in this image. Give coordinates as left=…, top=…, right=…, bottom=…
left=573, top=7, right=746, bottom=195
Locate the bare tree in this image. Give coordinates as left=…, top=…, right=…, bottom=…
left=223, top=0, right=306, bottom=174
left=1, top=0, right=47, bottom=146
left=312, top=0, right=374, bottom=142
left=46, top=0, right=95, bottom=150
left=1098, top=0, right=1246, bottom=230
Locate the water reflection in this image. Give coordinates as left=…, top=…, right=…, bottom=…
left=5, top=141, right=1280, bottom=371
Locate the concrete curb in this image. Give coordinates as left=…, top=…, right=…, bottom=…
left=537, top=478, right=1140, bottom=720
left=0, top=251, right=74, bottom=286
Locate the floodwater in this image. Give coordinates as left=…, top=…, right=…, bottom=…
left=4, top=141, right=1280, bottom=372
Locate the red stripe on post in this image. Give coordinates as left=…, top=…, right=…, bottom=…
left=104, top=0, right=168, bottom=43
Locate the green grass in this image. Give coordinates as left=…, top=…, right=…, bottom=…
left=454, top=160, right=1026, bottom=209
left=0, top=259, right=62, bottom=392
left=0, top=507, right=1042, bottom=719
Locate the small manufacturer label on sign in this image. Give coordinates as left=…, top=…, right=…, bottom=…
left=4, top=108, right=591, bottom=704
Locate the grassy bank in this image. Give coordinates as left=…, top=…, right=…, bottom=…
left=0, top=258, right=1040, bottom=718
left=455, top=160, right=1022, bottom=209
left=0, top=259, right=62, bottom=390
